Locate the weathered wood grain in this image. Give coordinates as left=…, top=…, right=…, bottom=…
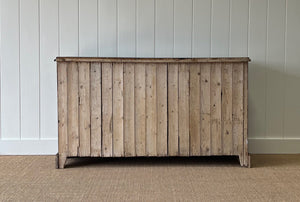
left=168, top=64, right=179, bottom=156
left=222, top=63, right=233, bottom=155
left=124, top=63, right=135, bottom=156
left=102, top=63, right=113, bottom=157
left=210, top=63, right=222, bottom=155
left=243, top=63, right=249, bottom=166
left=113, top=63, right=124, bottom=157
left=78, top=62, right=91, bottom=156
left=56, top=58, right=249, bottom=167
left=156, top=64, right=168, bottom=156
left=200, top=63, right=211, bottom=155
left=232, top=63, right=244, bottom=161
left=90, top=63, right=102, bottom=157
left=179, top=64, right=190, bottom=156
left=135, top=63, right=146, bottom=156
left=67, top=62, right=79, bottom=157
left=146, top=64, right=157, bottom=156
left=189, top=64, right=201, bottom=156
left=57, top=62, right=68, bottom=168
left=56, top=57, right=250, bottom=63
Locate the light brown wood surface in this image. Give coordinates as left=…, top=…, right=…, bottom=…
left=179, top=64, right=190, bottom=156
left=102, top=63, right=113, bottom=157
left=232, top=63, right=244, bottom=162
left=134, top=64, right=146, bottom=156
left=56, top=59, right=250, bottom=168
left=168, top=64, right=179, bottom=156
left=222, top=63, right=233, bottom=155
left=200, top=63, right=211, bottom=155
left=57, top=62, right=68, bottom=168
left=56, top=57, right=250, bottom=63
left=67, top=62, right=79, bottom=157
left=78, top=62, right=91, bottom=156
left=156, top=64, right=168, bottom=156
left=210, top=63, right=222, bottom=155
left=146, top=64, right=157, bottom=156
left=113, top=63, right=124, bottom=157
left=189, top=64, right=201, bottom=156
left=124, top=63, right=135, bottom=156
left=90, top=63, right=102, bottom=157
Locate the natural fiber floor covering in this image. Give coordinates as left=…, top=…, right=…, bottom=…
left=0, top=155, right=299, bottom=201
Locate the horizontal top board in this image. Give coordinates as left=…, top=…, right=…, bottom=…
left=55, top=57, right=250, bottom=63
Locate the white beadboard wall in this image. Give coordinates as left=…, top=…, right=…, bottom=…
left=0, top=0, right=300, bottom=154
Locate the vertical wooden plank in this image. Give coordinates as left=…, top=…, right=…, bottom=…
left=59, top=0, right=79, bottom=56
left=211, top=0, right=230, bottom=57
left=243, top=63, right=249, bottom=166
left=124, top=63, right=135, bottom=156
left=155, top=0, right=173, bottom=57
left=189, top=64, right=201, bottom=156
left=137, top=0, right=155, bottom=57
left=102, top=63, right=113, bottom=157
left=79, top=0, right=97, bottom=56
left=222, top=63, right=233, bottom=155
left=118, top=0, right=136, bottom=57
left=230, top=0, right=249, bottom=56
left=178, top=64, right=189, bottom=156
left=285, top=0, right=300, bottom=139
left=146, top=64, right=157, bottom=156
left=135, top=64, right=146, bottom=156
left=0, top=0, right=20, bottom=139
left=57, top=62, right=68, bottom=159
left=91, top=63, right=102, bottom=157
left=20, top=0, right=39, bottom=139
left=99, top=0, right=117, bottom=56
left=156, top=64, right=168, bottom=156
left=193, top=0, right=211, bottom=57
left=168, top=64, right=179, bottom=156
left=113, top=63, right=124, bottom=156
left=79, top=62, right=91, bottom=156
left=40, top=0, right=59, bottom=139
left=248, top=0, right=267, bottom=139
left=174, top=0, right=192, bottom=57
left=232, top=63, right=244, bottom=160
left=210, top=63, right=222, bottom=155
left=67, top=62, right=79, bottom=156
left=200, top=63, right=211, bottom=155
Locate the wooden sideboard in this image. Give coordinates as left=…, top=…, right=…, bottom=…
left=55, top=57, right=250, bottom=168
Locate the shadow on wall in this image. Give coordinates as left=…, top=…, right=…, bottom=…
left=248, top=61, right=300, bottom=140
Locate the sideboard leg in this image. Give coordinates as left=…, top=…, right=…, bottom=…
left=239, top=154, right=251, bottom=168
left=247, top=155, right=251, bottom=168
left=238, top=155, right=244, bottom=166
left=56, top=153, right=67, bottom=169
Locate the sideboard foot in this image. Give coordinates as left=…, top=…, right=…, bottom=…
left=56, top=153, right=67, bottom=169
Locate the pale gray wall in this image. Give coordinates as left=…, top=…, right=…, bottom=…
left=0, top=0, right=299, bottom=154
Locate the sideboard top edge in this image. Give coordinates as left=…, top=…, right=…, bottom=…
left=55, top=57, right=251, bottom=63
